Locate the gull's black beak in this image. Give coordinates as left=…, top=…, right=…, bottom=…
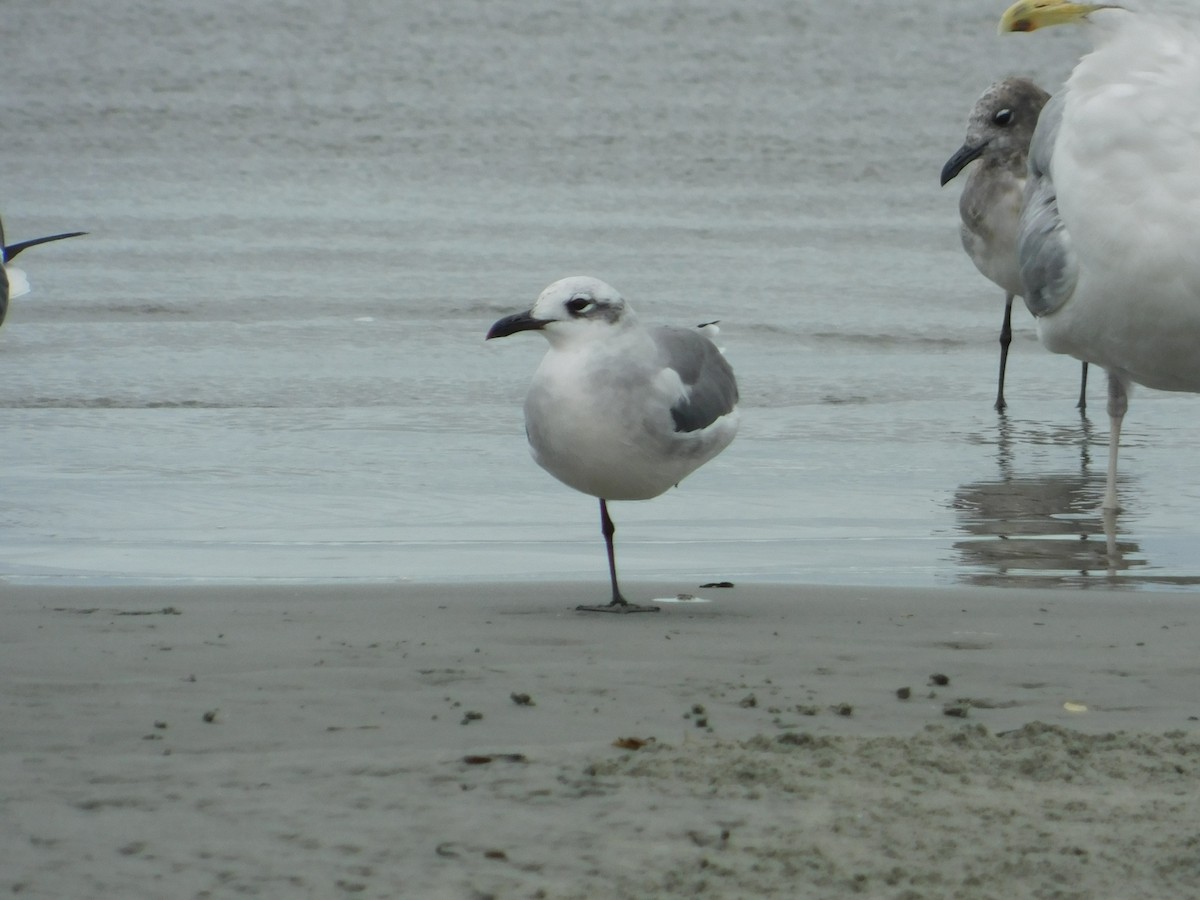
left=486, top=310, right=550, bottom=340
left=940, top=142, right=986, bottom=186
left=3, top=231, right=88, bottom=263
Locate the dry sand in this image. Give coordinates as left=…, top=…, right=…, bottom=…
left=2, top=581, right=1198, bottom=898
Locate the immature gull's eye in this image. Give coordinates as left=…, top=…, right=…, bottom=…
left=566, top=297, right=593, bottom=315
left=993, top=108, right=1013, bottom=126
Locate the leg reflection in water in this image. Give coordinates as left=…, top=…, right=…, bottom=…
left=952, top=414, right=1142, bottom=586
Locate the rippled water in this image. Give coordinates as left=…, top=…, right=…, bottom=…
left=2, top=0, right=1198, bottom=590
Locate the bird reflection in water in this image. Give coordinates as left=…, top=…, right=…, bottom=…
left=952, top=413, right=1144, bottom=587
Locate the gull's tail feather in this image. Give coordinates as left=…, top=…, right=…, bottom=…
left=696, top=320, right=726, bottom=353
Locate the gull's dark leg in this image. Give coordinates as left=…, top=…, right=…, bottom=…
left=995, top=293, right=1014, bottom=413
left=1077, top=361, right=1089, bottom=411
left=576, top=499, right=659, bottom=613
left=600, top=498, right=626, bottom=604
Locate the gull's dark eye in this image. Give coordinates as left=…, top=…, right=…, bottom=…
left=566, top=296, right=593, bottom=315
left=993, top=108, right=1014, bottom=126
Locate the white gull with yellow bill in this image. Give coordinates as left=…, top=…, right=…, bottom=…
left=1000, top=0, right=1200, bottom=510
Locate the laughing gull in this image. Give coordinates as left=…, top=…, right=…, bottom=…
left=1000, top=0, right=1200, bottom=511
left=0, top=216, right=87, bottom=327
left=486, top=276, right=739, bottom=613
left=941, top=77, right=1089, bottom=412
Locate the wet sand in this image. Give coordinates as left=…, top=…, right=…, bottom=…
left=3, top=581, right=1198, bottom=898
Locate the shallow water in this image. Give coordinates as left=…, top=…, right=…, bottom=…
left=2, top=0, right=1198, bottom=590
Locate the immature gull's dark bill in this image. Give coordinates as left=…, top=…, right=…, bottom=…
left=486, top=276, right=739, bottom=613
left=1000, top=0, right=1200, bottom=511
left=941, top=77, right=1088, bottom=412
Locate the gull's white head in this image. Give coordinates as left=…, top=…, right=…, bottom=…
left=486, top=276, right=635, bottom=347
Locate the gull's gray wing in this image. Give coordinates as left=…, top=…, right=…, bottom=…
left=1018, top=93, right=1078, bottom=317
left=652, top=326, right=739, bottom=433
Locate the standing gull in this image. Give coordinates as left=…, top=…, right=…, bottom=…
left=486, top=276, right=739, bottom=613
left=1000, top=0, right=1200, bottom=511
left=941, top=77, right=1088, bottom=412
left=0, top=216, right=87, bottom=328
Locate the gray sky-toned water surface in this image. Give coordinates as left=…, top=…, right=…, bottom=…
left=2, top=0, right=1197, bottom=590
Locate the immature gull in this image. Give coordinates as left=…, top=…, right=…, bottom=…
left=1000, top=0, right=1200, bottom=510
left=941, top=77, right=1089, bottom=412
left=0, top=216, right=87, bottom=327
left=486, top=276, right=739, bottom=613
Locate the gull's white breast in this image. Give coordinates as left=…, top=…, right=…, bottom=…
left=523, top=330, right=737, bottom=501
left=961, top=166, right=1026, bottom=298
left=1040, top=15, right=1200, bottom=392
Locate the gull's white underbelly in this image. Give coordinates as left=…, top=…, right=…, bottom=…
left=1043, top=33, right=1200, bottom=392
left=523, top=344, right=737, bottom=501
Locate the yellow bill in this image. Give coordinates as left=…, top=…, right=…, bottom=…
left=999, top=0, right=1121, bottom=33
